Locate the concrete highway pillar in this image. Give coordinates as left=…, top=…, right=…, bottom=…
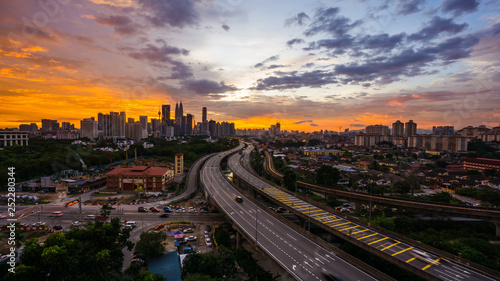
left=495, top=222, right=500, bottom=237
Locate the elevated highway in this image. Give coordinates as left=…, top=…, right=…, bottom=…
left=263, top=150, right=500, bottom=233
left=200, top=143, right=384, bottom=281
left=228, top=144, right=500, bottom=281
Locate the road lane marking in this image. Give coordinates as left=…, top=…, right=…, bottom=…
left=406, top=257, right=416, bottom=263
left=340, top=225, right=359, bottom=231
left=351, top=229, right=369, bottom=235
left=332, top=222, right=350, bottom=228
left=422, top=259, right=441, bottom=270
left=368, top=237, right=389, bottom=245
left=392, top=247, right=413, bottom=257
left=358, top=233, right=377, bottom=240
left=381, top=241, right=400, bottom=251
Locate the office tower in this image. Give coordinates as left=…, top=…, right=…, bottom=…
left=365, top=125, right=389, bottom=135
left=97, top=113, right=104, bottom=130
left=432, top=126, right=454, bottom=135
left=139, top=116, right=148, bottom=136
left=405, top=120, right=417, bottom=137
left=80, top=118, right=98, bottom=140
left=276, top=122, right=281, bottom=134
left=392, top=120, right=404, bottom=136
left=61, top=122, right=70, bottom=130
left=186, top=114, right=194, bottom=135
left=41, top=119, right=57, bottom=132
left=202, top=107, right=207, bottom=123
left=162, top=105, right=170, bottom=126
left=151, top=118, right=160, bottom=132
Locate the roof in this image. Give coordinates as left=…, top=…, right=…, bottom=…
left=464, top=158, right=500, bottom=166
left=175, top=153, right=184, bottom=156
left=106, top=166, right=170, bottom=176
left=148, top=251, right=182, bottom=281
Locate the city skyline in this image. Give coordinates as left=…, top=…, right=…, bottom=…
left=1, top=0, right=499, bottom=132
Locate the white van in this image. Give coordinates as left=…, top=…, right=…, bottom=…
left=124, top=221, right=137, bottom=229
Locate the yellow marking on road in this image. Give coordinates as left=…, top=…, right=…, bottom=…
left=392, top=247, right=413, bottom=257
left=406, top=257, right=416, bottom=263
left=352, top=229, right=369, bottom=235
left=381, top=241, right=400, bottom=251
left=340, top=225, right=359, bottom=231
left=324, top=218, right=343, bottom=224
left=295, top=207, right=310, bottom=211
left=332, top=222, right=350, bottom=228
left=358, top=233, right=378, bottom=240
left=422, top=259, right=441, bottom=270
left=310, top=211, right=329, bottom=215
left=368, top=237, right=389, bottom=245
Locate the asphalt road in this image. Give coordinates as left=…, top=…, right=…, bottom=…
left=201, top=144, right=377, bottom=281
left=229, top=144, right=498, bottom=281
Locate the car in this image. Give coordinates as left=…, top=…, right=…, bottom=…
left=0, top=255, right=9, bottom=263
left=108, top=205, right=117, bottom=210
left=53, top=225, right=63, bottom=230
left=150, top=207, right=160, bottom=213
left=159, top=214, right=170, bottom=218
left=412, top=249, right=439, bottom=265
left=85, top=215, right=96, bottom=220
left=183, top=228, right=194, bottom=233
left=235, top=196, right=243, bottom=203
left=321, top=269, right=343, bottom=281
left=199, top=207, right=208, bottom=213
left=50, top=211, right=63, bottom=217
left=138, top=207, right=148, bottom=213
left=204, top=231, right=209, bottom=238
left=32, top=222, right=46, bottom=227
left=185, top=236, right=197, bottom=241
left=184, top=247, right=196, bottom=253
left=340, top=208, right=350, bottom=213
left=205, top=225, right=211, bottom=232
left=72, top=221, right=81, bottom=227
left=124, top=221, right=137, bottom=229
left=0, top=215, right=6, bottom=219
left=205, top=238, right=212, bottom=247
left=153, top=224, right=164, bottom=231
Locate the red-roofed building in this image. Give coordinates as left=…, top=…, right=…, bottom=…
left=464, top=158, right=500, bottom=172
left=106, top=166, right=174, bottom=192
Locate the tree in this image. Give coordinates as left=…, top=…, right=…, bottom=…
left=135, top=231, right=167, bottom=260
left=123, top=263, right=165, bottom=281
left=316, top=165, right=340, bottom=187
left=466, top=169, right=482, bottom=176
left=283, top=169, right=297, bottom=191
left=392, top=180, right=411, bottom=195
left=308, top=139, right=321, bottom=146
left=326, top=195, right=342, bottom=208
left=8, top=218, right=133, bottom=281
left=182, top=249, right=237, bottom=280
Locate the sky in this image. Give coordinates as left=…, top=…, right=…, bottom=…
left=0, top=0, right=499, bottom=132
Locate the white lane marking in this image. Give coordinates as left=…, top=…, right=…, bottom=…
left=266, top=219, right=274, bottom=225
left=286, top=233, right=297, bottom=241
left=315, top=257, right=324, bottom=265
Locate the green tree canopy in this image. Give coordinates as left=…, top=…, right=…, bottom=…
left=316, top=165, right=340, bottom=187
left=135, top=231, right=167, bottom=260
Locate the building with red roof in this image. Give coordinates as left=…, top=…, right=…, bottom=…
left=106, top=166, right=174, bottom=192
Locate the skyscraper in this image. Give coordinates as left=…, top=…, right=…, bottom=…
left=80, top=118, right=98, bottom=140
left=103, top=112, right=126, bottom=139
left=139, top=116, right=148, bottom=135
left=405, top=120, right=417, bottom=137
left=161, top=105, right=170, bottom=126
left=202, top=107, right=207, bottom=123
left=186, top=114, right=194, bottom=135
left=392, top=120, right=404, bottom=136
left=97, top=113, right=104, bottom=130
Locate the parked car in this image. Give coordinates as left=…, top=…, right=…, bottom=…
left=205, top=225, right=211, bottom=232
left=85, top=215, right=96, bottom=220
left=124, top=221, right=137, bottom=229
left=154, top=224, right=164, bottom=231
left=183, top=228, right=194, bottom=233
left=205, top=238, right=212, bottom=247
left=186, top=236, right=197, bottom=241
left=72, top=221, right=81, bottom=227
left=204, top=231, right=209, bottom=238
left=150, top=207, right=160, bottom=213
left=184, top=247, right=196, bottom=254
left=53, top=225, right=63, bottom=230
left=138, top=207, right=148, bottom=213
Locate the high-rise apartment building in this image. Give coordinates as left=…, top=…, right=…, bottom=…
left=432, top=126, right=454, bottom=135
left=202, top=107, right=207, bottom=123
left=41, top=119, right=58, bottom=132
left=103, top=112, right=126, bottom=139
left=186, top=114, right=194, bottom=135
left=97, top=113, right=104, bottom=130
left=392, top=120, right=404, bottom=136
left=365, top=125, right=389, bottom=135
left=405, top=120, right=417, bottom=137
left=80, top=118, right=98, bottom=140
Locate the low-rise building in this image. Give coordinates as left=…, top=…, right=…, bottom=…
left=0, top=130, right=29, bottom=148
left=464, top=158, right=500, bottom=171
left=106, top=166, right=174, bottom=192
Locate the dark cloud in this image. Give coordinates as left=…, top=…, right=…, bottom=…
left=408, top=16, right=467, bottom=41
left=182, top=79, right=238, bottom=96
left=310, top=123, right=318, bottom=126
left=286, top=38, right=305, bottom=46
left=94, top=14, right=138, bottom=35
left=304, top=7, right=361, bottom=37
left=137, top=0, right=198, bottom=28
left=441, top=0, right=479, bottom=16
left=267, top=64, right=288, bottom=69
left=222, top=24, right=230, bottom=31
left=350, top=124, right=366, bottom=127
left=250, top=70, right=337, bottom=91
left=125, top=43, right=189, bottom=61
left=302, top=62, right=315, bottom=68
left=285, top=12, right=310, bottom=26
left=358, top=33, right=405, bottom=51
left=397, top=0, right=425, bottom=15
left=293, top=120, right=313, bottom=124
left=423, top=35, right=479, bottom=60
left=253, top=55, right=280, bottom=68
